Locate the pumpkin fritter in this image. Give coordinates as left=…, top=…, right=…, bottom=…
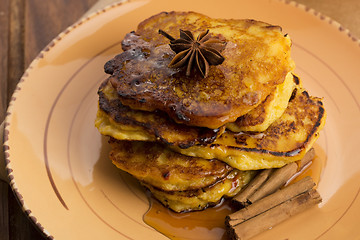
left=108, top=139, right=233, bottom=191
left=105, top=11, right=295, bottom=129
left=96, top=79, right=225, bottom=148
left=171, top=88, right=326, bottom=170
left=95, top=73, right=296, bottom=148
left=142, top=169, right=255, bottom=213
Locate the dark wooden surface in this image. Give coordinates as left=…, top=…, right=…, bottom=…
left=0, top=1, right=98, bottom=239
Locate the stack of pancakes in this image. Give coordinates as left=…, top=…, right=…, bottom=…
left=95, top=12, right=326, bottom=212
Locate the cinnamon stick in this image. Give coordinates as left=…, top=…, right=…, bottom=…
left=232, top=148, right=315, bottom=206
left=227, top=176, right=316, bottom=226
left=248, top=162, right=297, bottom=203
left=298, top=147, right=315, bottom=169
left=232, top=169, right=273, bottom=207
left=227, top=187, right=321, bottom=240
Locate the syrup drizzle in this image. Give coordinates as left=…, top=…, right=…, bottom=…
left=143, top=152, right=325, bottom=240
left=143, top=198, right=233, bottom=240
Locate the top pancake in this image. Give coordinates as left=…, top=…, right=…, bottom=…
left=105, top=11, right=295, bottom=129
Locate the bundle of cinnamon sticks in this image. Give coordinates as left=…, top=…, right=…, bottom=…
left=226, top=148, right=322, bottom=240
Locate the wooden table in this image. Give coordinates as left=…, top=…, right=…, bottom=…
left=0, top=0, right=359, bottom=239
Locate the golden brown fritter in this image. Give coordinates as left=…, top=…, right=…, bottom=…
left=108, top=139, right=234, bottom=191
left=105, top=11, right=295, bottom=129
left=171, top=88, right=326, bottom=170
left=96, top=79, right=224, bottom=148
left=142, top=169, right=256, bottom=212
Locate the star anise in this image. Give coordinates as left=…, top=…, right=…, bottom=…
left=159, top=29, right=226, bottom=78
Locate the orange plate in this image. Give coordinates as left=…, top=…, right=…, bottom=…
left=4, top=0, right=360, bottom=239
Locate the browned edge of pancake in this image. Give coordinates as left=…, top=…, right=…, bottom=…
left=98, top=79, right=224, bottom=148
